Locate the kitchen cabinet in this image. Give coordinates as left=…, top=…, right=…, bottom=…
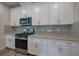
left=5, top=35, right=15, bottom=49
left=71, top=48, right=79, bottom=56
left=36, top=38, right=48, bottom=56
left=10, top=2, right=73, bottom=26
left=28, top=37, right=48, bottom=56
left=28, top=36, right=79, bottom=56
left=48, top=3, right=59, bottom=25
left=60, top=47, right=72, bottom=56
left=47, top=39, right=60, bottom=56
left=73, top=2, right=79, bottom=23
left=28, top=37, right=37, bottom=55
left=10, top=7, right=21, bottom=26
left=10, top=4, right=32, bottom=26
left=59, top=47, right=79, bottom=56
left=32, top=3, right=48, bottom=25
left=58, top=2, right=73, bottom=24
left=47, top=45, right=60, bottom=56
left=48, top=2, right=73, bottom=25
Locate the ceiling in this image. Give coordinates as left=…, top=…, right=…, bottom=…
left=3, top=2, right=21, bottom=8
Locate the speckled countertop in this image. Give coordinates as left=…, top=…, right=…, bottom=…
left=29, top=32, right=79, bottom=42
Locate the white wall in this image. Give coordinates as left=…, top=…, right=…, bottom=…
left=71, top=2, right=79, bottom=38
left=0, top=3, right=10, bottom=49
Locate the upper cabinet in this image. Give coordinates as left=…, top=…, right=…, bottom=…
left=58, top=2, right=73, bottom=24
left=32, top=3, right=48, bottom=25
left=10, top=2, right=74, bottom=26
left=48, top=3, right=59, bottom=25
left=10, top=3, right=32, bottom=26
left=10, top=7, right=21, bottom=26
left=48, top=2, right=73, bottom=25
left=73, top=2, right=79, bottom=23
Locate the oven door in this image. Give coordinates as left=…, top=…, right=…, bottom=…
left=15, top=39, right=27, bottom=50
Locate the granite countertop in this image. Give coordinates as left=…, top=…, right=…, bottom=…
left=29, top=32, right=79, bottom=42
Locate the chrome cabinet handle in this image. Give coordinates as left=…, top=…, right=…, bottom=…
left=59, top=48, right=61, bottom=52
left=60, top=48, right=63, bottom=52
left=59, top=48, right=63, bottom=52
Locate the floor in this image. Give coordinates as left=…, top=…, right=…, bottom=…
left=0, top=48, right=33, bottom=56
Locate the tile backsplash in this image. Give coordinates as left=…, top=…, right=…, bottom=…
left=33, top=25, right=72, bottom=34
left=13, top=25, right=72, bottom=34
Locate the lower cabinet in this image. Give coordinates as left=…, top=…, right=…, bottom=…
left=60, top=47, right=72, bottom=56
left=71, top=48, right=79, bottom=56
left=37, top=44, right=48, bottom=56
left=28, top=37, right=48, bottom=56
left=47, top=45, right=60, bottom=56
left=28, top=37, right=79, bottom=56
left=28, top=38, right=37, bottom=55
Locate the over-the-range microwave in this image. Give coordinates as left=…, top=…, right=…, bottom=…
left=20, top=17, right=32, bottom=26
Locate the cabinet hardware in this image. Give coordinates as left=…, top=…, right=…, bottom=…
left=59, top=48, right=60, bottom=52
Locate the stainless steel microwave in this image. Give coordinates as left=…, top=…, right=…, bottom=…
left=20, top=17, right=32, bottom=26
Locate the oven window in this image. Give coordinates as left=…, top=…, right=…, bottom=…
left=15, top=39, right=27, bottom=50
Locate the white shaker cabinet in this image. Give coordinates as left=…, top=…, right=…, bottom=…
left=71, top=48, right=79, bottom=56
left=28, top=37, right=48, bottom=56
left=60, top=47, right=72, bottom=56
left=73, top=2, right=79, bottom=23
left=10, top=5, right=32, bottom=26
left=47, top=45, right=60, bottom=56
left=21, top=4, right=32, bottom=17
left=48, top=3, right=59, bottom=25
left=10, top=7, right=22, bottom=26
left=48, top=2, right=73, bottom=25
left=32, top=3, right=48, bottom=25
left=28, top=37, right=37, bottom=55
left=36, top=38, right=48, bottom=56
left=58, top=2, right=73, bottom=24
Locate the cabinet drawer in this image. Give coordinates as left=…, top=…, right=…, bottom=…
left=60, top=41, right=79, bottom=48
left=48, top=40, right=62, bottom=46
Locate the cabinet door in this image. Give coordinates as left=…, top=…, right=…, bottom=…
left=61, top=47, right=72, bottom=56
left=74, top=2, right=79, bottom=23
left=21, top=4, right=32, bottom=17
left=37, top=44, right=48, bottom=56
left=32, top=3, right=48, bottom=25
left=28, top=37, right=37, bottom=55
left=36, top=39, right=48, bottom=56
left=71, top=48, right=79, bottom=56
left=10, top=7, right=21, bottom=26
left=59, top=2, right=73, bottom=24
left=48, top=3, right=59, bottom=25
left=48, top=45, right=60, bottom=56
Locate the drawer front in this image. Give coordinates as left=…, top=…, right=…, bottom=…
left=48, top=40, right=62, bottom=46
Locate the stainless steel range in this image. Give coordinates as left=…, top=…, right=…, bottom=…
left=15, top=26, right=34, bottom=50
